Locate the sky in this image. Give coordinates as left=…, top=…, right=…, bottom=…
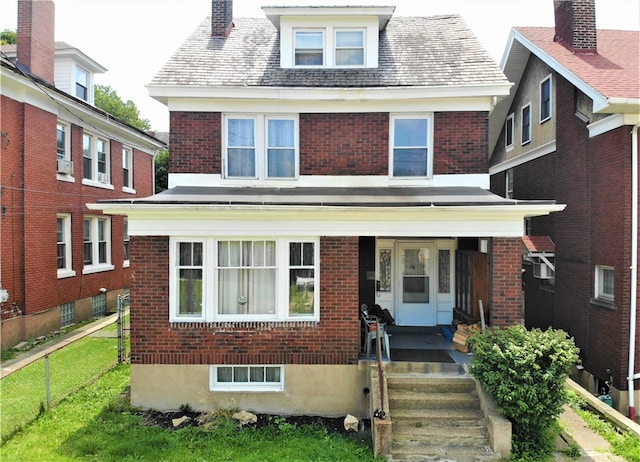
left=2, top=0, right=639, bottom=132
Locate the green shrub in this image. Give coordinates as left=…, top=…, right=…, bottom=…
left=468, top=324, right=579, bottom=460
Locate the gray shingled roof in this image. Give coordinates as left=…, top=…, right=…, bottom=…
left=150, top=15, right=508, bottom=88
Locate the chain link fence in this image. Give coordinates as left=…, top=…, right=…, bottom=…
left=0, top=301, right=130, bottom=443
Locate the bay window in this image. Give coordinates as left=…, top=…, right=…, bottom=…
left=170, top=237, right=319, bottom=322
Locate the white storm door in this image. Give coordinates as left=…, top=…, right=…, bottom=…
left=396, top=242, right=436, bottom=326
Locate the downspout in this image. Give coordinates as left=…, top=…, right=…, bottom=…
left=628, top=122, right=640, bottom=421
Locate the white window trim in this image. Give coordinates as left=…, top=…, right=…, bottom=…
left=75, top=65, right=89, bottom=101
left=82, top=216, right=114, bottom=274
left=210, top=365, right=284, bottom=392
left=222, top=114, right=299, bottom=182
left=122, top=146, right=136, bottom=194
left=169, top=237, right=320, bottom=323
left=505, top=113, right=514, bottom=152
left=389, top=113, right=434, bottom=180
left=57, top=214, right=76, bottom=279
left=82, top=132, right=112, bottom=188
left=505, top=169, right=514, bottom=199
left=123, top=218, right=130, bottom=268
left=56, top=121, right=76, bottom=182
left=595, top=265, right=615, bottom=302
left=334, top=28, right=366, bottom=68
left=539, top=74, right=552, bottom=123
left=521, top=103, right=532, bottom=145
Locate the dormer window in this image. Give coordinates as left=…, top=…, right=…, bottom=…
left=335, top=30, right=364, bottom=66
left=75, top=67, right=88, bottom=101
left=295, top=31, right=324, bottom=66
left=265, top=5, right=393, bottom=70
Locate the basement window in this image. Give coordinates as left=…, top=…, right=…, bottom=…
left=210, top=365, right=284, bottom=391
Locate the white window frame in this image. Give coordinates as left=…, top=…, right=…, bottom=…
left=122, top=146, right=135, bottom=193
left=334, top=29, right=365, bottom=67
left=210, top=365, right=284, bottom=392
left=506, top=169, right=514, bottom=199
left=82, top=216, right=114, bottom=274
left=389, top=113, right=433, bottom=179
left=521, top=103, right=532, bottom=145
left=539, top=74, right=552, bottom=123
left=294, top=29, right=325, bottom=67
left=223, top=114, right=299, bottom=181
left=123, top=218, right=130, bottom=268
left=82, top=132, right=113, bottom=189
left=57, top=121, right=70, bottom=161
left=75, top=66, right=89, bottom=101
left=169, top=237, right=320, bottom=323
left=57, top=214, right=75, bottom=279
left=505, top=113, right=514, bottom=151
left=595, top=265, right=615, bottom=302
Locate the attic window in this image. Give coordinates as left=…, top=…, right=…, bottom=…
left=335, top=30, right=364, bottom=66
left=294, top=31, right=324, bottom=66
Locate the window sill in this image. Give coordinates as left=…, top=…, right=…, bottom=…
left=57, top=269, right=77, bottom=279
left=82, top=264, right=115, bottom=275
left=122, top=187, right=136, bottom=194
left=211, top=385, right=284, bottom=392
left=82, top=178, right=114, bottom=190
left=589, top=297, right=616, bottom=310
left=123, top=261, right=130, bottom=268
left=57, top=174, right=76, bottom=183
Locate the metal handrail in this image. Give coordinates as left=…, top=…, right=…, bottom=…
left=373, top=319, right=386, bottom=420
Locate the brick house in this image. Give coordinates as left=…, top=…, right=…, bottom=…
left=488, top=0, right=640, bottom=416
left=0, top=0, right=165, bottom=350
left=93, top=1, right=562, bottom=416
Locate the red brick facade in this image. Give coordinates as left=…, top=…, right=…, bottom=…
left=169, top=111, right=490, bottom=176
left=129, top=236, right=361, bottom=365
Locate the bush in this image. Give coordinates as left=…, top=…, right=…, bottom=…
left=468, top=325, right=579, bottom=460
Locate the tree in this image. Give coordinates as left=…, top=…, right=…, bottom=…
left=94, top=84, right=151, bottom=132
left=154, top=148, right=169, bottom=193
left=1, top=29, right=17, bottom=45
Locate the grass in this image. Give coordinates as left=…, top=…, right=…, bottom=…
left=1, top=335, right=118, bottom=441
left=1, top=364, right=380, bottom=461
left=566, top=390, right=640, bottom=462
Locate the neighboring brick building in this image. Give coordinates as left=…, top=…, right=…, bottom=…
left=0, top=0, right=165, bottom=349
left=93, top=1, right=562, bottom=416
left=489, top=0, right=640, bottom=417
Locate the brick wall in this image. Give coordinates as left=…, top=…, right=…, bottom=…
left=170, top=110, right=488, bottom=176
left=490, top=237, right=523, bottom=327
left=129, top=235, right=361, bottom=365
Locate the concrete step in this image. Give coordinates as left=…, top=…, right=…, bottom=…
left=391, top=408, right=485, bottom=427
left=393, top=424, right=490, bottom=446
left=391, top=441, right=498, bottom=462
left=389, top=390, right=481, bottom=410
left=386, top=361, right=467, bottom=376
left=387, top=376, right=476, bottom=394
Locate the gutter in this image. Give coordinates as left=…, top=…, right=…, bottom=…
left=628, top=122, right=640, bottom=421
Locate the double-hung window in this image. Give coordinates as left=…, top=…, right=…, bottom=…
left=335, top=30, right=364, bottom=66
left=506, top=169, right=514, bottom=199
left=390, top=114, right=432, bottom=178
left=57, top=214, right=75, bottom=278
left=57, top=123, right=69, bottom=161
left=122, top=146, right=134, bottom=191
left=170, top=237, right=319, bottom=322
left=595, top=265, right=614, bottom=303
left=75, top=67, right=89, bottom=101
left=225, top=115, right=298, bottom=180
left=521, top=103, right=532, bottom=145
left=505, top=113, right=514, bottom=151
left=83, top=133, right=111, bottom=185
left=294, top=30, right=324, bottom=66
left=83, top=216, right=113, bottom=273
left=123, top=218, right=130, bottom=267
left=540, top=75, right=552, bottom=123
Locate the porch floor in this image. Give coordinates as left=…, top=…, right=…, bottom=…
left=362, top=326, right=472, bottom=365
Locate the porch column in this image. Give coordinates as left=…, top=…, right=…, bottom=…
left=491, top=238, right=524, bottom=327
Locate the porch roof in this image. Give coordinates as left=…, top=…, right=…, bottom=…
left=96, top=186, right=553, bottom=208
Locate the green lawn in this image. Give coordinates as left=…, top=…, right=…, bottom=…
left=1, top=335, right=118, bottom=441
left=1, top=365, right=379, bottom=461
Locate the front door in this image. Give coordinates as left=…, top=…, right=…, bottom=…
left=396, top=242, right=436, bottom=326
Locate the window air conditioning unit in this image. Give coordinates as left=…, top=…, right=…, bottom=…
left=97, top=172, right=109, bottom=184
left=533, top=262, right=555, bottom=279
left=57, top=159, right=73, bottom=175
